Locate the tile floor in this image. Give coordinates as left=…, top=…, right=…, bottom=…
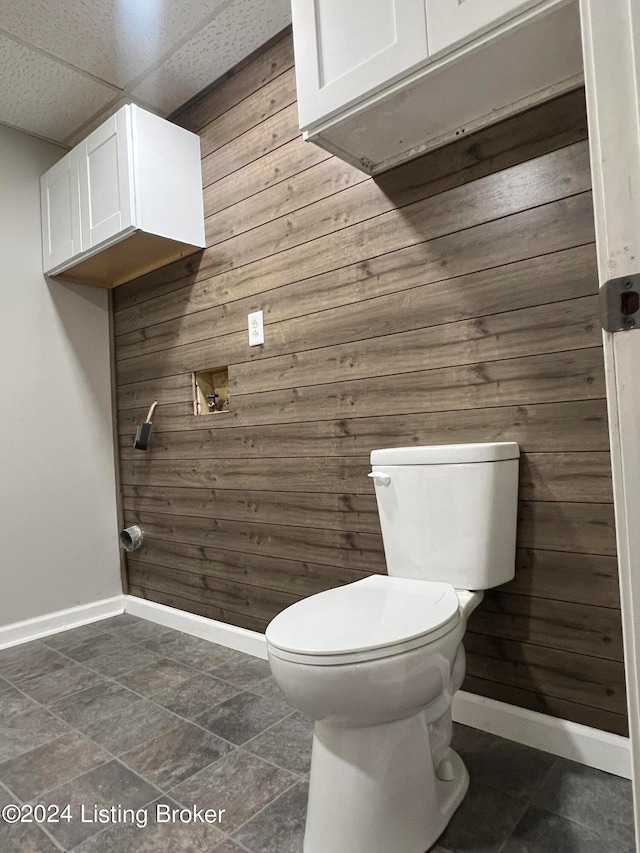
left=0, top=614, right=634, bottom=852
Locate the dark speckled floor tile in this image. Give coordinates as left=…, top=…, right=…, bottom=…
left=73, top=797, right=224, bottom=852
left=0, top=822, right=61, bottom=853
left=119, top=622, right=182, bottom=644
left=41, top=623, right=107, bottom=651
left=502, top=805, right=609, bottom=852
left=436, top=778, right=529, bottom=853
left=213, top=842, right=250, bottom=853
left=171, top=749, right=295, bottom=832
left=18, top=661, right=105, bottom=705
left=0, top=732, right=109, bottom=801
left=116, top=658, right=197, bottom=697
left=209, top=655, right=272, bottom=689
left=38, top=760, right=159, bottom=849
left=452, top=724, right=557, bottom=800
left=96, top=614, right=144, bottom=632
left=533, top=758, right=636, bottom=851
left=75, top=698, right=181, bottom=756
left=49, top=681, right=140, bottom=728
left=247, top=676, right=290, bottom=705
left=152, top=674, right=240, bottom=719
left=85, top=644, right=161, bottom=678
left=232, top=779, right=307, bottom=853
left=244, top=712, right=312, bottom=776
left=0, top=642, right=69, bottom=683
left=58, top=632, right=132, bottom=664
left=121, top=722, right=234, bottom=791
left=197, top=691, right=292, bottom=746
left=0, top=692, right=70, bottom=763
left=165, top=639, right=240, bottom=672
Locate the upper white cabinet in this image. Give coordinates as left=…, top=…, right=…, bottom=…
left=41, top=104, right=205, bottom=288
left=293, top=0, right=428, bottom=129
left=292, top=0, right=583, bottom=174
left=425, top=0, right=541, bottom=56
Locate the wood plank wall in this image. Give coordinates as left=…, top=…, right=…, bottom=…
left=112, top=32, right=626, bottom=736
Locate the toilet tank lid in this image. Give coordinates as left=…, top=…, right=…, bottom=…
left=370, top=442, right=520, bottom=465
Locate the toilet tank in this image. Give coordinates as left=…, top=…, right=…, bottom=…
left=370, top=443, right=519, bottom=590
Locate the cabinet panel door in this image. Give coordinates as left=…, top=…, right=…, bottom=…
left=293, top=0, right=428, bottom=130
left=41, top=149, right=81, bottom=273
left=426, top=0, right=541, bottom=56
left=78, top=107, right=135, bottom=251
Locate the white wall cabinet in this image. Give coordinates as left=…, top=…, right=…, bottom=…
left=41, top=104, right=205, bottom=288
left=292, top=0, right=583, bottom=174
left=292, top=0, right=428, bottom=130
left=425, top=0, right=541, bottom=56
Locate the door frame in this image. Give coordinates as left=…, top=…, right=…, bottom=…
left=580, top=0, right=640, bottom=842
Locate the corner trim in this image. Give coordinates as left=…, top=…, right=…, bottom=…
left=0, top=595, right=126, bottom=650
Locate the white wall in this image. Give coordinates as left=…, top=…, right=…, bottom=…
left=0, top=124, right=122, bottom=626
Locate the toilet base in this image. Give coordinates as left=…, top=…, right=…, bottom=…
left=303, top=711, right=468, bottom=853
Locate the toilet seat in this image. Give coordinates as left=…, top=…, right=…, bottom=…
left=266, top=575, right=461, bottom=665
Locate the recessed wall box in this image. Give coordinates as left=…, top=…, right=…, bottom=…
left=193, top=368, right=229, bottom=415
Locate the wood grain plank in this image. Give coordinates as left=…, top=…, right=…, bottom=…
left=128, top=561, right=300, bottom=622
left=462, top=675, right=627, bottom=736
left=128, top=584, right=270, bottom=633
left=118, top=402, right=610, bottom=459
left=121, top=485, right=380, bottom=533
left=123, top=511, right=387, bottom=573
left=127, top=536, right=373, bottom=596
left=464, top=632, right=627, bottom=715
left=115, top=87, right=588, bottom=313
left=116, top=150, right=595, bottom=315
left=199, top=66, right=298, bottom=159
left=115, top=199, right=597, bottom=375
left=470, top=592, right=623, bottom=660
left=119, top=452, right=610, bottom=503
left=517, top=500, right=616, bottom=554
left=201, top=102, right=299, bottom=188
left=173, top=31, right=294, bottom=133
left=114, top=236, right=597, bottom=350
left=507, top=548, right=620, bottom=608
left=117, top=349, right=606, bottom=431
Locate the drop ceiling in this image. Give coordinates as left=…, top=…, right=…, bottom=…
left=0, top=0, right=292, bottom=148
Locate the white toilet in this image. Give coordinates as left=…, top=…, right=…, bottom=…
left=266, top=442, right=520, bottom=853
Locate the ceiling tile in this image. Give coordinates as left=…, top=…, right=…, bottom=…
left=0, top=0, right=230, bottom=89
left=130, top=0, right=291, bottom=113
left=0, top=34, right=118, bottom=142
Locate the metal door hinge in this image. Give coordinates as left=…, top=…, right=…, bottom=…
left=600, top=273, right=640, bottom=331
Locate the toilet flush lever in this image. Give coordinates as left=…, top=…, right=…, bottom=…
left=368, top=471, right=391, bottom=486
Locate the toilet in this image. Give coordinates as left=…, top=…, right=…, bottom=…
left=266, top=442, right=520, bottom=853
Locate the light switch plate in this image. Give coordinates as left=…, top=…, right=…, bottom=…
left=248, top=310, right=264, bottom=346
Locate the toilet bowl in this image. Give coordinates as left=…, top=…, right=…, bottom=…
left=266, top=442, right=520, bottom=853
left=267, top=576, right=481, bottom=853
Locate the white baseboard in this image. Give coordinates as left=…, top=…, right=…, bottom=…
left=0, top=595, right=126, bottom=650
left=124, top=595, right=267, bottom=659
left=123, top=596, right=631, bottom=780
left=3, top=593, right=630, bottom=780
left=452, top=690, right=631, bottom=779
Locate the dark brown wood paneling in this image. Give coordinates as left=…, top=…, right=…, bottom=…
left=112, top=32, right=622, bottom=734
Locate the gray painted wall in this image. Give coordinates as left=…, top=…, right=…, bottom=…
left=0, top=123, right=122, bottom=627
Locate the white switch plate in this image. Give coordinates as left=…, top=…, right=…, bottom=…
left=248, top=310, right=264, bottom=346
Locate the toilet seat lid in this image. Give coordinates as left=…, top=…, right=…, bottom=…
left=266, top=575, right=460, bottom=660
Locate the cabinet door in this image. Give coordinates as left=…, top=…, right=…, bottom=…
left=78, top=107, right=135, bottom=251
left=426, top=0, right=541, bottom=57
left=293, top=0, right=428, bottom=130
left=41, top=149, right=81, bottom=274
